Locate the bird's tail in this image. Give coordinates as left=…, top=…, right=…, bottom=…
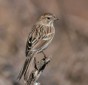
left=17, top=56, right=32, bottom=80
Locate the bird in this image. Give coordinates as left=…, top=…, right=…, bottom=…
left=17, top=13, right=58, bottom=80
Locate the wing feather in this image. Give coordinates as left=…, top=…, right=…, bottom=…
left=25, top=25, right=55, bottom=56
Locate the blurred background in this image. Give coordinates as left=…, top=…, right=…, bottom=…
left=0, top=0, right=88, bottom=85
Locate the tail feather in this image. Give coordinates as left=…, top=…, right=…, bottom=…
left=17, top=57, right=32, bottom=80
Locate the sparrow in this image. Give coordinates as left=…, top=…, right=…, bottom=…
left=17, top=13, right=58, bottom=80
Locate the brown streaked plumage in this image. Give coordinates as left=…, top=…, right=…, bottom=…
left=17, top=13, right=58, bottom=80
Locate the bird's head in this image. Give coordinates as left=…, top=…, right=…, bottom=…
left=38, top=13, right=58, bottom=26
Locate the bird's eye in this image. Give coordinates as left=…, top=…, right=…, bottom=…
left=47, top=17, right=50, bottom=19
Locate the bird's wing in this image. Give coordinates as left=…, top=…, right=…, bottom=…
left=32, top=26, right=55, bottom=52
left=25, top=25, right=43, bottom=56
left=25, top=25, right=54, bottom=56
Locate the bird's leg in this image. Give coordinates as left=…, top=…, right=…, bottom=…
left=42, top=51, right=47, bottom=58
